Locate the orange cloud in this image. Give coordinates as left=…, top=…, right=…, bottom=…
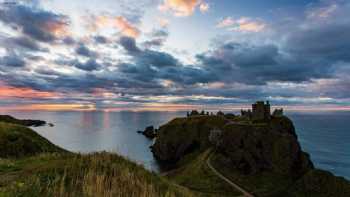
left=159, top=0, right=208, bottom=16
left=44, top=20, right=70, bottom=38
left=0, top=104, right=96, bottom=111
left=114, top=16, right=140, bottom=38
left=0, top=84, right=60, bottom=99
left=91, top=15, right=140, bottom=38
left=217, top=17, right=266, bottom=32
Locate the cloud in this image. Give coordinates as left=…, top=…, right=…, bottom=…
left=94, top=36, right=108, bottom=44
left=143, top=29, right=169, bottom=48
left=0, top=54, right=26, bottom=67
left=74, top=59, right=102, bottom=71
left=2, top=36, right=43, bottom=51
left=0, top=4, right=70, bottom=42
left=119, top=36, right=141, bottom=54
left=307, top=3, right=338, bottom=19
left=75, top=44, right=98, bottom=58
left=115, top=16, right=141, bottom=38
left=159, top=0, right=209, bottom=16
left=158, top=18, right=170, bottom=27
left=199, top=2, right=209, bottom=13
left=217, top=17, right=266, bottom=32
left=91, top=15, right=140, bottom=38
left=0, top=83, right=59, bottom=99
left=283, top=22, right=350, bottom=63
left=216, top=17, right=235, bottom=28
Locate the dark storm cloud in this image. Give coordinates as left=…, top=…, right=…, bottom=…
left=285, top=22, right=350, bottom=62
left=119, top=36, right=141, bottom=54
left=117, top=36, right=214, bottom=87
left=0, top=55, right=26, bottom=67
left=197, top=40, right=334, bottom=85
left=75, top=44, right=98, bottom=58
left=0, top=4, right=69, bottom=42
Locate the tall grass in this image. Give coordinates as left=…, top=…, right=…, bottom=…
left=0, top=153, right=193, bottom=197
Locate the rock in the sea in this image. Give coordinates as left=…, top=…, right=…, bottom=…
left=138, top=126, right=157, bottom=139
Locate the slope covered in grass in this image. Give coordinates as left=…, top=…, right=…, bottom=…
left=0, top=152, right=194, bottom=197
left=0, top=122, right=64, bottom=158
left=165, top=149, right=242, bottom=196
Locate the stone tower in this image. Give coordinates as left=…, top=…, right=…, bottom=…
left=252, top=101, right=271, bottom=121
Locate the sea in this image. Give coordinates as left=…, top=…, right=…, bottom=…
left=1, top=110, right=349, bottom=179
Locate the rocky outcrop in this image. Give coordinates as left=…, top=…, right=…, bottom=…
left=138, top=126, right=157, bottom=139
left=152, top=115, right=313, bottom=177
left=151, top=116, right=229, bottom=163
left=216, top=116, right=313, bottom=176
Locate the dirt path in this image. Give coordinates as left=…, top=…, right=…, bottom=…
left=206, top=155, right=255, bottom=197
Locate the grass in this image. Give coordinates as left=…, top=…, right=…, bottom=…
left=165, top=149, right=242, bottom=197
left=210, top=153, right=295, bottom=197
left=0, top=122, right=65, bottom=158
left=0, top=121, right=195, bottom=196
left=0, top=152, right=195, bottom=197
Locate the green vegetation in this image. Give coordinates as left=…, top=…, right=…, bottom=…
left=0, top=122, right=64, bottom=158
left=1, top=113, right=349, bottom=197
left=211, top=153, right=294, bottom=197
left=0, top=121, right=194, bottom=196
left=165, top=149, right=242, bottom=196
left=0, top=115, right=46, bottom=127
left=0, top=153, right=194, bottom=197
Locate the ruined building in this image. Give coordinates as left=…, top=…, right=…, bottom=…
left=241, top=101, right=272, bottom=121
left=272, top=108, right=284, bottom=117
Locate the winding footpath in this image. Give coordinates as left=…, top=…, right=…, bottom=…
left=206, top=154, right=255, bottom=197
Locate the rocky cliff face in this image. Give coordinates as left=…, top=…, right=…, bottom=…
left=151, top=116, right=229, bottom=163
left=216, top=116, right=313, bottom=176
left=152, top=115, right=313, bottom=177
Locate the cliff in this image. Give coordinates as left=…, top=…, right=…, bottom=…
left=151, top=114, right=350, bottom=196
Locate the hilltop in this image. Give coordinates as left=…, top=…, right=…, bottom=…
left=151, top=102, right=350, bottom=196
left=0, top=120, right=193, bottom=196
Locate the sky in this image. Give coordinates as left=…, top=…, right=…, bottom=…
left=0, top=0, right=350, bottom=111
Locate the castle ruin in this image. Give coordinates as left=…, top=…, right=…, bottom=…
left=241, top=101, right=276, bottom=121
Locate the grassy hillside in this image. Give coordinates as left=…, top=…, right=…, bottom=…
left=165, top=149, right=242, bottom=196
left=0, top=121, right=196, bottom=196
left=0, top=122, right=64, bottom=158
left=0, top=152, right=194, bottom=197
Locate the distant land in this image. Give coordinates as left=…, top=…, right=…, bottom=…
left=0, top=101, right=349, bottom=196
